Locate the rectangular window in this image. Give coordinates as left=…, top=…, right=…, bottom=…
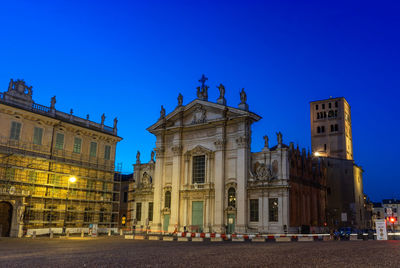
left=104, top=145, right=111, bottom=160
left=55, top=133, right=64, bottom=150
left=321, top=126, right=325, bottom=133
left=148, top=202, right=153, bottom=221
left=335, top=124, right=338, bottom=131
left=33, top=127, right=43, bottom=145
left=250, top=199, right=259, bottom=222
left=123, top=192, right=128, bottom=203
left=73, top=137, right=82, bottom=153
left=324, top=144, right=327, bottom=151
left=331, top=125, right=334, bottom=132
left=315, top=104, right=319, bottom=110
left=136, top=203, right=142, bottom=221
left=10, top=122, right=22, bottom=140
left=335, top=101, right=338, bottom=107
left=269, top=198, right=279, bottom=222
left=329, top=103, right=332, bottom=108
left=90, top=142, right=97, bottom=157
left=192, top=155, right=206, bottom=184
left=322, top=104, right=325, bottom=109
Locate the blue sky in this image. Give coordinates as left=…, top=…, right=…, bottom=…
left=0, top=0, right=399, bottom=201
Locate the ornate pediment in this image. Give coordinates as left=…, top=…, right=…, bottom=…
left=185, top=145, right=213, bottom=157
left=147, top=99, right=261, bottom=134
left=3, top=79, right=34, bottom=108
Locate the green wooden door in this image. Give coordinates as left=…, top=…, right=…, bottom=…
left=227, top=214, right=235, bottom=234
left=192, top=201, right=203, bottom=232
left=163, top=214, right=170, bottom=233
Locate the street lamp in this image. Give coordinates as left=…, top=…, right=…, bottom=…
left=63, top=176, right=77, bottom=234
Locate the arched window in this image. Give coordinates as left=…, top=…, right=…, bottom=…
left=165, top=191, right=171, bottom=209
left=228, top=188, right=236, bottom=208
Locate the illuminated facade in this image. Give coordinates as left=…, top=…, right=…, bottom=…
left=0, top=79, right=121, bottom=237
left=129, top=77, right=327, bottom=234
left=310, top=97, right=353, bottom=160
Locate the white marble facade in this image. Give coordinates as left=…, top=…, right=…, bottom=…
left=132, top=79, right=291, bottom=234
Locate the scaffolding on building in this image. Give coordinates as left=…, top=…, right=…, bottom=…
left=0, top=135, right=120, bottom=231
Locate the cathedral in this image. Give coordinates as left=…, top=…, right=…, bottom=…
left=129, top=76, right=326, bottom=234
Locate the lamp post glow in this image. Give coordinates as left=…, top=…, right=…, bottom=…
left=63, top=176, right=77, bottom=234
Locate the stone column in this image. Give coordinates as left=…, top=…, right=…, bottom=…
left=169, top=145, right=182, bottom=231
left=236, top=136, right=248, bottom=233
left=151, top=147, right=164, bottom=232
left=213, top=139, right=225, bottom=233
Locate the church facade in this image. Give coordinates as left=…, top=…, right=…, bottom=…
left=129, top=76, right=326, bottom=234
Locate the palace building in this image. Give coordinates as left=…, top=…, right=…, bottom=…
left=129, top=76, right=327, bottom=234
left=0, top=79, right=122, bottom=237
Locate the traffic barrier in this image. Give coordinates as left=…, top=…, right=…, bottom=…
left=162, top=236, right=174, bottom=241
left=125, top=235, right=134, bottom=239
left=192, top=237, right=204, bottom=242
left=211, top=237, right=223, bottom=242
left=32, top=231, right=36, bottom=239
left=251, top=237, right=265, bottom=242
left=148, top=236, right=160, bottom=240
left=298, top=236, right=313, bottom=242
left=275, top=237, right=291, bottom=242
left=178, top=237, right=189, bottom=242
left=134, top=235, right=145, bottom=240
left=232, top=237, right=245, bottom=242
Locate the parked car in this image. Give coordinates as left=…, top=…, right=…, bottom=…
left=337, top=227, right=362, bottom=240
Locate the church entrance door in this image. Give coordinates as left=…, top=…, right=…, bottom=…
left=227, top=214, right=235, bottom=234
left=192, top=201, right=203, bottom=232
left=163, top=214, right=170, bottom=233
left=0, top=202, right=12, bottom=237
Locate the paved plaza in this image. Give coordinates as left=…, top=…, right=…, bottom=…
left=0, top=237, right=399, bottom=267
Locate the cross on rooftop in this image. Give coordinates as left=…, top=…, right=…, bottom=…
left=198, top=74, right=208, bottom=89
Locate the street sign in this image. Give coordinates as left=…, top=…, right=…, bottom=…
left=375, top=219, right=387, bottom=240
left=91, top=224, right=98, bottom=237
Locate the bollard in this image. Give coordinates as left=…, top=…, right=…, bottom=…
left=66, top=230, right=70, bottom=238
left=81, top=230, right=84, bottom=237
left=108, top=229, right=111, bottom=236
left=50, top=231, right=54, bottom=239
left=32, top=231, right=36, bottom=239
left=120, top=229, right=123, bottom=236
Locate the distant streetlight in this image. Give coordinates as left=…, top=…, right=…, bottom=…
left=314, top=152, right=321, bottom=157
left=63, top=176, right=77, bottom=234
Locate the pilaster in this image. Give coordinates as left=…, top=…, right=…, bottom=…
left=169, top=145, right=182, bottom=231
left=213, top=139, right=225, bottom=233
left=150, top=146, right=164, bottom=232
left=235, top=135, right=249, bottom=233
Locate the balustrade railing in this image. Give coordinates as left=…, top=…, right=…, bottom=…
left=0, top=93, right=116, bottom=136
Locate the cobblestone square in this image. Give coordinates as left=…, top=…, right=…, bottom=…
left=0, top=237, right=399, bottom=267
